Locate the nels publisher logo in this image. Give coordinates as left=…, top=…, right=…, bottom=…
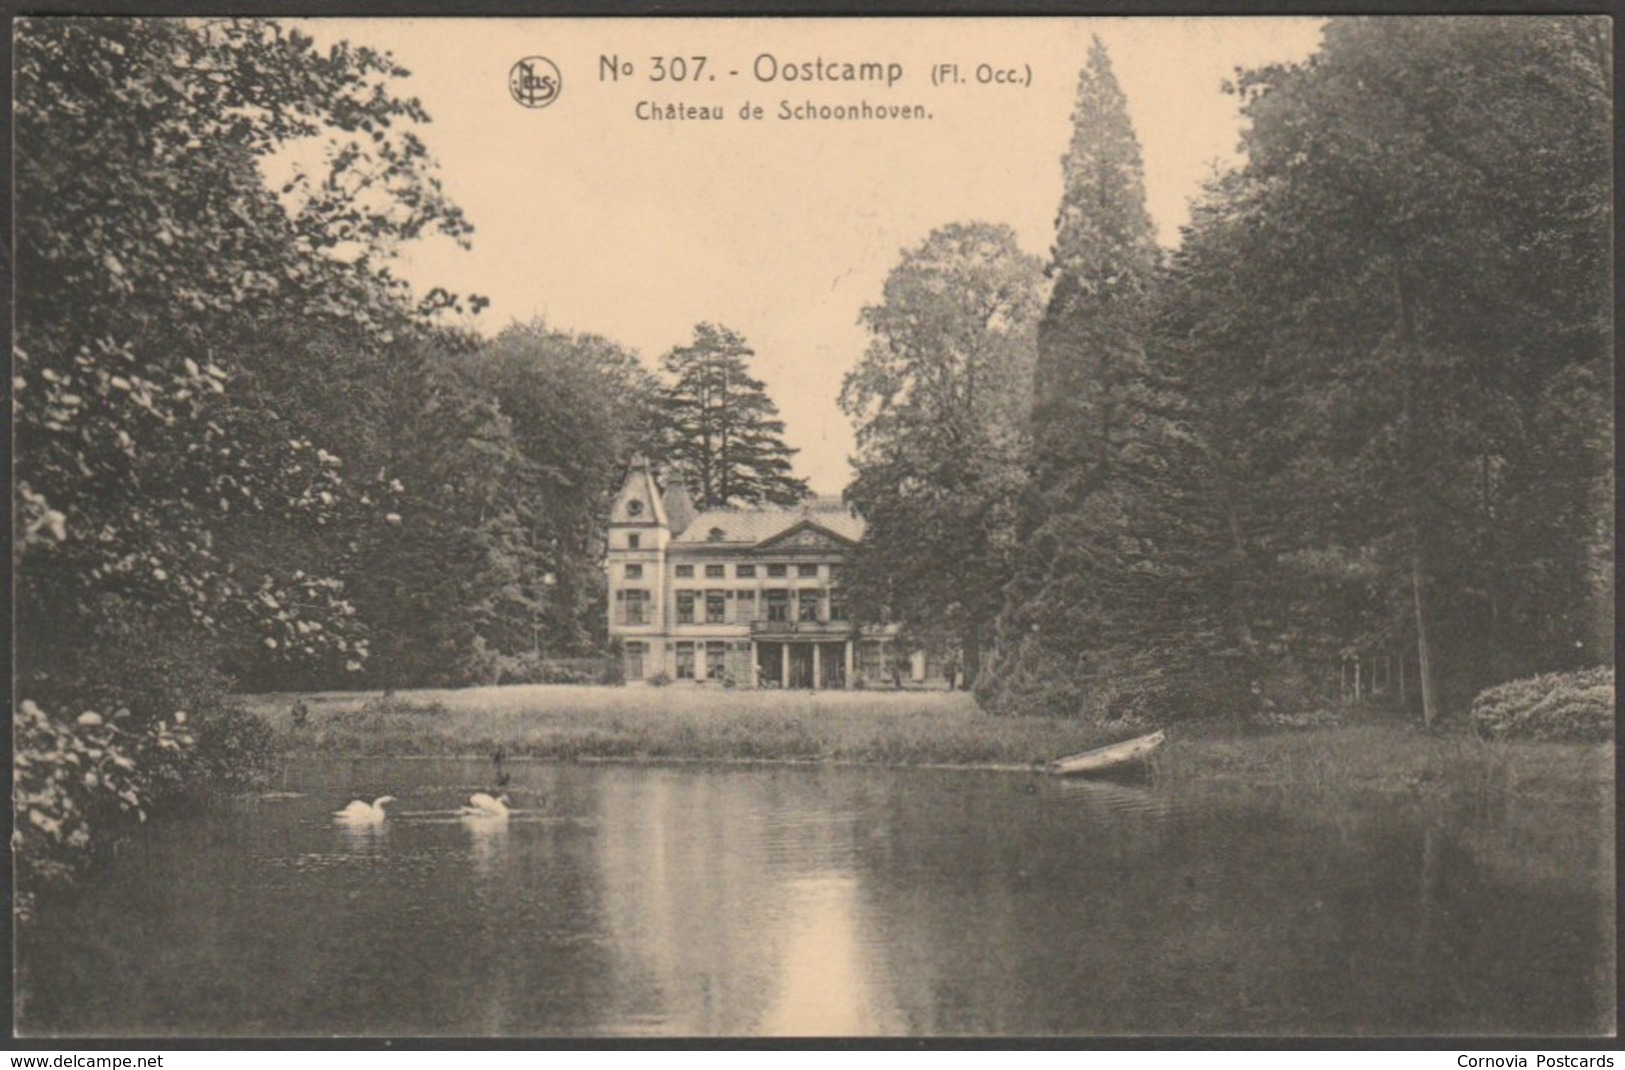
left=509, top=56, right=561, bottom=108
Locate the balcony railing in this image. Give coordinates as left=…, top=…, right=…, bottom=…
left=750, top=619, right=853, bottom=637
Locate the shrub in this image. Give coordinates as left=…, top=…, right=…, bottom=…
left=646, top=670, right=673, bottom=687
left=13, top=699, right=191, bottom=921
left=1470, top=667, right=1614, bottom=742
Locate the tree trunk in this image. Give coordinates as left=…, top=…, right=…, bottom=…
left=1394, top=256, right=1441, bottom=730
left=1412, top=556, right=1438, bottom=728
left=962, top=623, right=983, bottom=689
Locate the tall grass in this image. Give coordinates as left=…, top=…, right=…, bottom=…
left=1156, top=722, right=1611, bottom=807
left=247, top=685, right=1613, bottom=802
left=249, top=685, right=1132, bottom=769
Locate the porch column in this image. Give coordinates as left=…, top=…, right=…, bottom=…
left=812, top=643, right=822, bottom=690
left=844, top=641, right=855, bottom=689
left=781, top=643, right=790, bottom=688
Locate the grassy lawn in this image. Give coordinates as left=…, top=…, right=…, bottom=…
left=246, top=683, right=1613, bottom=804
left=245, top=683, right=1130, bottom=769
left=1161, top=721, right=1613, bottom=804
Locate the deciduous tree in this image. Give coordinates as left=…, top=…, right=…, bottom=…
left=840, top=222, right=1044, bottom=684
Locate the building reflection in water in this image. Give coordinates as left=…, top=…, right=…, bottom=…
left=589, top=767, right=901, bottom=1035
left=758, top=874, right=900, bottom=1035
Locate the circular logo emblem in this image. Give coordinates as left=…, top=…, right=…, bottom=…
left=509, top=56, right=562, bottom=108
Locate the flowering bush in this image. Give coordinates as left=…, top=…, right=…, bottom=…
left=13, top=699, right=191, bottom=920
left=1470, top=667, right=1614, bottom=743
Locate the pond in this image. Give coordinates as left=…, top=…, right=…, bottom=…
left=16, top=759, right=1615, bottom=1037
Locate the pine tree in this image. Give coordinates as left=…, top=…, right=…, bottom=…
left=1030, top=36, right=1161, bottom=494
left=659, top=323, right=809, bottom=509
left=981, top=37, right=1181, bottom=719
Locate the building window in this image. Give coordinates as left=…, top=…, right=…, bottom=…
left=828, top=589, right=847, bottom=622
left=736, top=564, right=756, bottom=578
left=798, top=591, right=821, bottom=623
left=797, top=563, right=819, bottom=578
left=767, top=563, right=788, bottom=578
left=705, top=641, right=727, bottom=681
left=857, top=640, right=887, bottom=680
left=618, top=589, right=648, bottom=626
left=624, top=563, right=643, bottom=580
left=627, top=533, right=641, bottom=549
left=705, top=564, right=725, bottom=579
left=676, top=590, right=695, bottom=624
left=706, top=590, right=726, bottom=623
left=766, top=589, right=790, bottom=622
left=675, top=642, right=695, bottom=679
left=675, top=564, right=694, bottom=578
left=624, top=641, right=646, bottom=680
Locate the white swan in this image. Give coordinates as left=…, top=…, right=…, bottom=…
left=460, top=791, right=511, bottom=818
left=333, top=795, right=396, bottom=822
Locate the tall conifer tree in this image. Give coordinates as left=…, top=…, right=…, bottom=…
left=981, top=37, right=1191, bottom=719
left=659, top=323, right=809, bottom=509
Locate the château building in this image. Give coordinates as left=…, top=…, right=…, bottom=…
left=605, top=455, right=903, bottom=688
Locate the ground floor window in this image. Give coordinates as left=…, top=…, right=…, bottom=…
left=675, top=641, right=695, bottom=679
left=857, top=640, right=890, bottom=684
left=705, top=640, right=727, bottom=681
left=624, top=641, right=647, bottom=681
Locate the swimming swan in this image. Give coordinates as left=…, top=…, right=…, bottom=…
left=333, top=795, right=396, bottom=822
left=460, top=791, right=511, bottom=818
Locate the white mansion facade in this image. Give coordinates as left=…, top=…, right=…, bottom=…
left=605, top=456, right=901, bottom=688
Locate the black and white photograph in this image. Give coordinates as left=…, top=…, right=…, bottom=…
left=11, top=13, right=1615, bottom=1039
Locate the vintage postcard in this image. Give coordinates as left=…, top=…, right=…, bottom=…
left=13, top=14, right=1614, bottom=1040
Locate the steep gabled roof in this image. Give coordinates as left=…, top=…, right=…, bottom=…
left=670, top=497, right=865, bottom=547
left=611, top=454, right=668, bottom=526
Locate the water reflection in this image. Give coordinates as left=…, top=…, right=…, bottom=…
left=460, top=811, right=511, bottom=876
left=334, top=819, right=391, bottom=855
left=760, top=875, right=900, bottom=1036
left=1040, top=774, right=1172, bottom=816
left=15, top=761, right=1614, bottom=1037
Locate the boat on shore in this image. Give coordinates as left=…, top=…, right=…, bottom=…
left=1046, top=729, right=1166, bottom=776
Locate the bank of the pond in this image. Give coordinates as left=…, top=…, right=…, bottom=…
left=244, top=685, right=1612, bottom=802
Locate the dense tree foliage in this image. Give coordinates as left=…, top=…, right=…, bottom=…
left=979, top=38, right=1190, bottom=718
left=658, top=324, right=810, bottom=509
left=979, top=19, right=1611, bottom=724
left=1164, top=17, right=1613, bottom=721
left=840, top=223, right=1044, bottom=684
left=13, top=17, right=484, bottom=909
left=464, top=320, right=665, bottom=659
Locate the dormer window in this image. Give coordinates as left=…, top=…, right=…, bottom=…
left=626, top=499, right=643, bottom=516
left=708, top=526, right=726, bottom=541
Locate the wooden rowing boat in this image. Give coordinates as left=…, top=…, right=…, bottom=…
left=1046, top=729, right=1166, bottom=776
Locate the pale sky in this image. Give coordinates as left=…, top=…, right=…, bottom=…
left=300, top=17, right=1325, bottom=495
